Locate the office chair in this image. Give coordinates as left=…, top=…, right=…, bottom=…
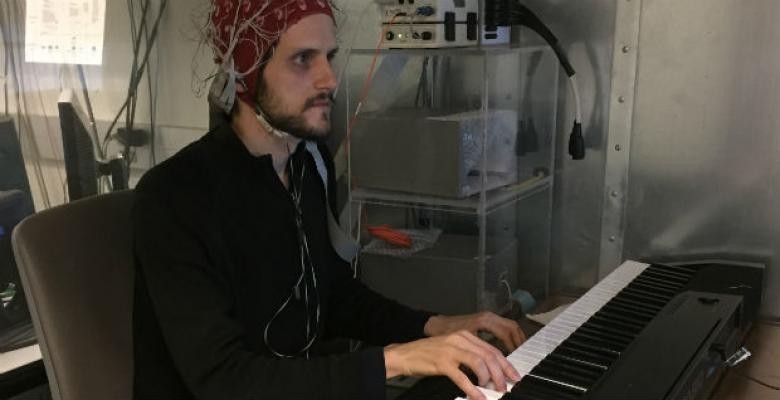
left=11, top=190, right=135, bottom=400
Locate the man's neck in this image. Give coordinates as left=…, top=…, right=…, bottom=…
left=231, top=100, right=301, bottom=182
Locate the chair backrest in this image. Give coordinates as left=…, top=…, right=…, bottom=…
left=12, top=190, right=135, bottom=400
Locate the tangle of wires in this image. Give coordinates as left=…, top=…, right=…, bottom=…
left=485, top=0, right=585, bottom=160
left=102, top=0, right=168, bottom=178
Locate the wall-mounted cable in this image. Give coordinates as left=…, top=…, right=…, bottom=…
left=486, top=0, right=585, bottom=160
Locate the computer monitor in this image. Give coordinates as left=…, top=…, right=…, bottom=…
left=58, top=90, right=99, bottom=201
left=0, top=117, right=34, bottom=215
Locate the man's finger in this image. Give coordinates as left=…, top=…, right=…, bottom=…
left=458, top=332, right=513, bottom=390
left=470, top=334, right=521, bottom=383
left=459, top=330, right=503, bottom=356
left=455, top=348, right=492, bottom=387
left=491, top=317, right=525, bottom=350
left=477, top=318, right=515, bottom=352
left=495, top=319, right=523, bottom=350
left=497, top=353, right=521, bottom=382
left=445, top=367, right=485, bottom=400
left=510, top=324, right=526, bottom=348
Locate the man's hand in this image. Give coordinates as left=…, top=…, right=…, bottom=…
left=384, top=331, right=520, bottom=400
left=424, top=312, right=527, bottom=352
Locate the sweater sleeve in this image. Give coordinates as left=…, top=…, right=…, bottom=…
left=133, top=188, right=387, bottom=400
left=324, top=257, right=435, bottom=345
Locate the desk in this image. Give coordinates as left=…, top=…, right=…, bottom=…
left=0, top=345, right=41, bottom=375
left=1, top=322, right=46, bottom=399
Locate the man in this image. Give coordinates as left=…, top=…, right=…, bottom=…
left=132, top=1, right=525, bottom=399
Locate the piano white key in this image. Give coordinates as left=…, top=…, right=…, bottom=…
left=455, top=386, right=505, bottom=400
left=463, top=261, right=650, bottom=399
left=453, top=261, right=714, bottom=400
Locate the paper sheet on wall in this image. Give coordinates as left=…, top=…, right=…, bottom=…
left=24, top=0, right=106, bottom=65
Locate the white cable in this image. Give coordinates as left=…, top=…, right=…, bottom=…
left=569, top=74, right=582, bottom=123
left=333, top=1, right=373, bottom=99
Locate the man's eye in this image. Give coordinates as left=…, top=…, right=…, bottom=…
left=294, top=53, right=311, bottom=66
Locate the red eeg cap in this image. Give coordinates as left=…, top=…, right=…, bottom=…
left=210, top=0, right=334, bottom=104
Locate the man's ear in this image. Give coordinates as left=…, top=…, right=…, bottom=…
left=236, top=80, right=248, bottom=94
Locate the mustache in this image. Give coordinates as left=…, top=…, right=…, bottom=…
left=304, top=92, right=335, bottom=109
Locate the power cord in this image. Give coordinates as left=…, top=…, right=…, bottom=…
left=736, top=373, right=780, bottom=390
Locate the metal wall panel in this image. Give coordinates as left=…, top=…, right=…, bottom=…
left=520, top=0, right=618, bottom=291
left=623, top=0, right=780, bottom=317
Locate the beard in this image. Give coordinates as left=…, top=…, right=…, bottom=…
left=256, top=78, right=334, bottom=141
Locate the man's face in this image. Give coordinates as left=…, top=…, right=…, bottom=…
left=257, top=14, right=338, bottom=140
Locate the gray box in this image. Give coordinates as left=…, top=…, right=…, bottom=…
left=351, top=109, right=518, bottom=198
left=359, top=234, right=518, bottom=315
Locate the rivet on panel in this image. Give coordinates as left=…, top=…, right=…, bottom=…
left=615, top=144, right=622, bottom=151
left=622, top=45, right=631, bottom=53
left=618, top=96, right=626, bottom=103
left=611, top=191, right=619, bottom=198
left=609, top=236, right=616, bottom=242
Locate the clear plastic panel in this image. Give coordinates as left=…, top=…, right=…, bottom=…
left=346, top=46, right=559, bottom=313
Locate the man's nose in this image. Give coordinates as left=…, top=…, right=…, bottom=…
left=313, top=57, right=337, bottom=92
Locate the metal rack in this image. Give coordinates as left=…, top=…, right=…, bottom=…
left=343, top=44, right=560, bottom=314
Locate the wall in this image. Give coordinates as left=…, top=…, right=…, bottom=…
left=621, top=0, right=780, bottom=318
left=518, top=0, right=618, bottom=292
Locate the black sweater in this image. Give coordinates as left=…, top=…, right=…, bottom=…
left=132, top=124, right=432, bottom=400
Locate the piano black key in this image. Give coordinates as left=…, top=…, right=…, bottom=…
left=610, top=295, right=664, bottom=315
left=546, top=352, right=609, bottom=371
left=594, top=309, right=647, bottom=330
left=651, top=263, right=697, bottom=276
left=565, top=336, right=623, bottom=357
left=521, top=374, right=586, bottom=398
left=629, top=279, right=679, bottom=298
left=640, top=273, right=689, bottom=289
left=504, top=380, right=578, bottom=400
left=642, top=266, right=688, bottom=280
left=632, top=274, right=684, bottom=293
left=499, top=390, right=539, bottom=400
left=589, top=314, right=643, bottom=335
left=601, top=303, right=655, bottom=321
left=568, top=331, right=625, bottom=354
left=644, top=267, right=692, bottom=283
left=562, top=338, right=621, bottom=360
left=556, top=343, right=615, bottom=366
left=497, top=261, right=750, bottom=400
left=537, top=357, right=603, bottom=381
left=621, top=285, right=674, bottom=303
left=578, top=321, right=635, bottom=344
left=617, top=290, right=667, bottom=309
left=532, top=363, right=596, bottom=391
left=568, top=330, right=625, bottom=353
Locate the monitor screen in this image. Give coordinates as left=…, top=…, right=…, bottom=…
left=58, top=90, right=98, bottom=201
left=0, top=117, right=34, bottom=215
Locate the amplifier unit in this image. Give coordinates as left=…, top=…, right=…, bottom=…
left=375, top=0, right=510, bottom=48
